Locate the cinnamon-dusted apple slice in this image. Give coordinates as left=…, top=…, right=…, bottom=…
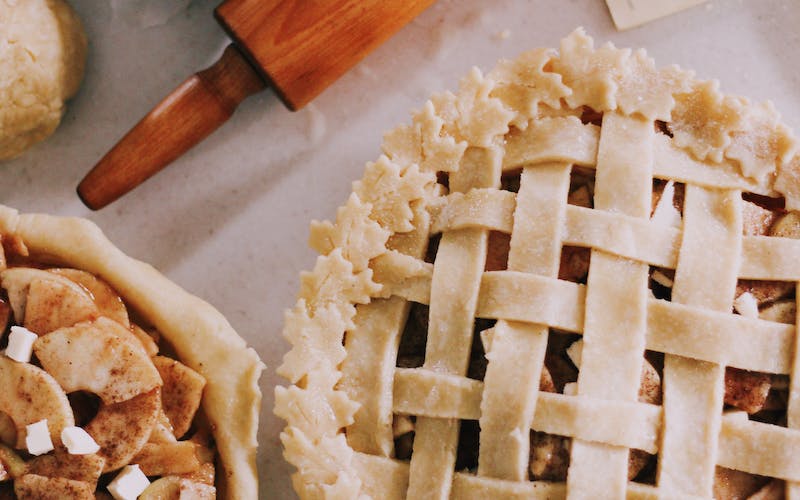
left=49, top=268, right=130, bottom=328
left=0, top=268, right=98, bottom=334
left=14, top=474, right=93, bottom=499
left=769, top=212, right=800, bottom=238
left=26, top=452, right=104, bottom=484
left=131, top=324, right=159, bottom=357
left=153, top=356, right=205, bottom=438
left=149, top=408, right=177, bottom=444
left=0, top=300, right=10, bottom=335
left=132, top=441, right=200, bottom=476
left=75, top=315, right=155, bottom=360
left=0, top=444, right=26, bottom=479
left=0, top=268, right=47, bottom=322
left=34, top=318, right=162, bottom=404
left=85, top=388, right=160, bottom=472
left=181, top=462, right=215, bottom=487
left=0, top=356, right=74, bottom=449
left=0, top=412, right=16, bottom=446
left=140, top=476, right=215, bottom=500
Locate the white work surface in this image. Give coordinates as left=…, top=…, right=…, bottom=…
left=2, top=0, right=798, bottom=497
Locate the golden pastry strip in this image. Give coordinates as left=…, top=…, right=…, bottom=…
left=352, top=450, right=711, bottom=500
left=477, top=163, right=569, bottom=481
left=649, top=187, right=741, bottom=494
left=376, top=266, right=795, bottom=376
left=788, top=282, right=800, bottom=498
left=340, top=297, right=414, bottom=457
left=393, top=369, right=659, bottom=453
left=406, top=147, right=502, bottom=498
left=567, top=113, right=654, bottom=497
left=338, top=204, right=431, bottom=458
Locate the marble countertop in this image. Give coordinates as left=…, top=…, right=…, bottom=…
left=2, top=0, right=798, bottom=496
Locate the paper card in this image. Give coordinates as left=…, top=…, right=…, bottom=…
left=605, top=0, right=709, bottom=31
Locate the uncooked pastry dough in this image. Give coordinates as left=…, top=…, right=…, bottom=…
left=0, top=205, right=264, bottom=499
left=275, top=28, right=800, bottom=499
left=0, top=0, right=87, bottom=160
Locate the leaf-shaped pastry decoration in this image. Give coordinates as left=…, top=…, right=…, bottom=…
left=382, top=102, right=468, bottom=175
left=299, top=250, right=380, bottom=321
left=431, top=68, right=516, bottom=148
left=552, top=27, right=629, bottom=112
left=616, top=50, right=693, bottom=121
left=278, top=303, right=348, bottom=384
left=277, top=395, right=359, bottom=450
left=354, top=156, right=434, bottom=233
left=382, top=122, right=422, bottom=170
left=280, top=432, right=363, bottom=499
left=725, top=101, right=797, bottom=182
left=670, top=79, right=744, bottom=163
left=776, top=154, right=800, bottom=210
left=417, top=101, right=469, bottom=173
left=309, top=194, right=390, bottom=273
left=488, top=48, right=572, bottom=130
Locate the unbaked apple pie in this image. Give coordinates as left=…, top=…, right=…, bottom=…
left=0, top=206, right=263, bottom=499
left=276, top=29, right=800, bottom=499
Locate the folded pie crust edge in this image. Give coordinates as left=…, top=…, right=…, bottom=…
left=0, top=205, right=265, bottom=499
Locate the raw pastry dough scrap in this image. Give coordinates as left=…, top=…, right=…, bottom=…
left=277, top=28, right=800, bottom=499
left=0, top=0, right=87, bottom=160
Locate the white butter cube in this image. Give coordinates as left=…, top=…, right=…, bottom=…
left=61, top=426, right=100, bottom=455
left=6, top=326, right=37, bottom=363
left=651, top=181, right=682, bottom=228
left=651, top=270, right=674, bottom=289
left=25, top=419, right=54, bottom=456
left=566, top=340, right=583, bottom=368
left=108, top=464, right=150, bottom=500
left=734, top=292, right=759, bottom=318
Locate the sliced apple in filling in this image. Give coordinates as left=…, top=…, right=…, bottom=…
left=26, top=452, right=105, bottom=484
left=14, top=474, right=94, bottom=499
left=48, top=268, right=130, bottom=328
left=85, top=388, right=161, bottom=472
left=140, top=476, right=215, bottom=500
left=0, top=266, right=219, bottom=493
left=0, top=268, right=99, bottom=334
left=0, top=357, right=74, bottom=449
left=132, top=441, right=200, bottom=476
left=153, top=356, right=206, bottom=439
left=0, top=412, right=16, bottom=447
left=34, top=318, right=162, bottom=404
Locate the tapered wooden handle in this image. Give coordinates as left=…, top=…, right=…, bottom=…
left=216, top=0, right=436, bottom=110
left=77, top=44, right=265, bottom=210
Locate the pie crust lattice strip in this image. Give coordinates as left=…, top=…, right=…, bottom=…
left=275, top=28, right=800, bottom=499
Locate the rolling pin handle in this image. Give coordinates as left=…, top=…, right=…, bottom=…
left=77, top=44, right=266, bottom=210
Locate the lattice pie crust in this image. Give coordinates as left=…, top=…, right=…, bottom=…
left=0, top=206, right=264, bottom=499
left=276, top=29, right=800, bottom=499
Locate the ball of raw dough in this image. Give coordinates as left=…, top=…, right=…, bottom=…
left=0, top=0, right=87, bottom=160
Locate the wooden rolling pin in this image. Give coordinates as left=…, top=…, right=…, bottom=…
left=78, top=0, right=435, bottom=210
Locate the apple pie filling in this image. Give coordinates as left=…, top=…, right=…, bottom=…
left=0, top=237, right=216, bottom=499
